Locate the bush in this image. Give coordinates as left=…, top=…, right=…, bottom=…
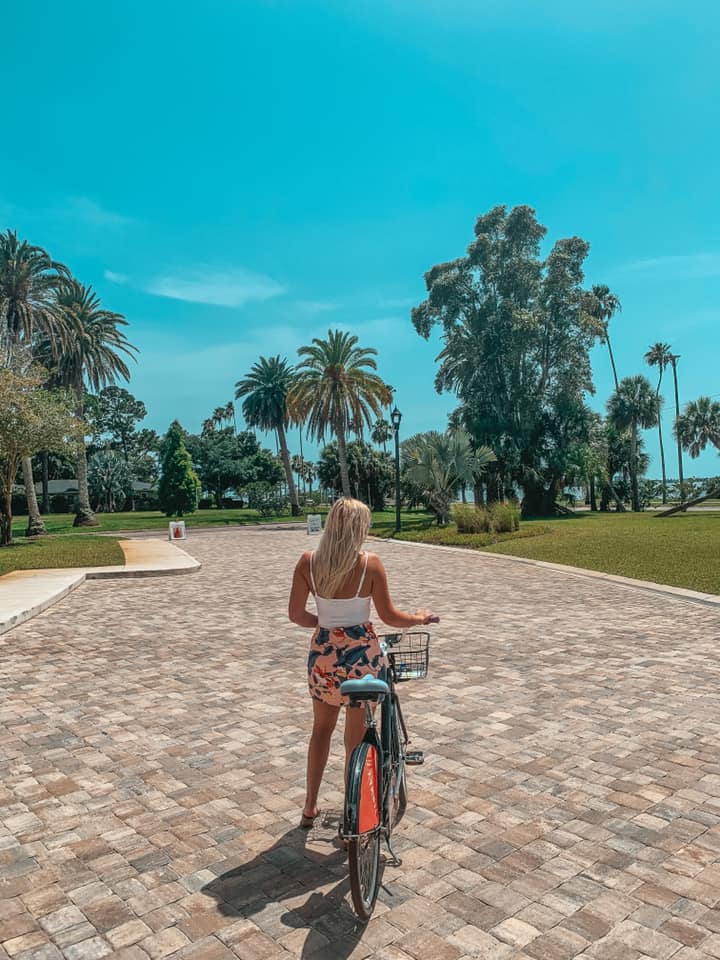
left=50, top=493, right=74, bottom=513
left=245, top=482, right=288, bottom=518
left=198, top=498, right=213, bottom=509
left=11, top=492, right=29, bottom=516
left=452, top=503, right=491, bottom=533
left=489, top=501, right=520, bottom=533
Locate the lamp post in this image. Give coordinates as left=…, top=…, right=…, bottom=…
left=391, top=405, right=402, bottom=533
left=669, top=354, right=684, bottom=501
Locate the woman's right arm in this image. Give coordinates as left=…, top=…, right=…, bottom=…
left=288, top=553, right=319, bottom=629
left=369, top=554, right=434, bottom=628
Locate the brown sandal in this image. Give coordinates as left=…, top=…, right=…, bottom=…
left=300, top=808, right=321, bottom=829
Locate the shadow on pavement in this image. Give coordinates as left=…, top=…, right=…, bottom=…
left=201, top=813, right=375, bottom=958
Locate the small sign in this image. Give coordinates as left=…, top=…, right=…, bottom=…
left=169, top=521, right=187, bottom=541
left=306, top=514, right=322, bottom=535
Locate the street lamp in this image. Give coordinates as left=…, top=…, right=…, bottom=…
left=391, top=405, right=402, bottom=533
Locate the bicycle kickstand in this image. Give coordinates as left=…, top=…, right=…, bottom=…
left=385, top=830, right=402, bottom=867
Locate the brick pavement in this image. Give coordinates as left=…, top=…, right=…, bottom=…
left=2, top=529, right=720, bottom=959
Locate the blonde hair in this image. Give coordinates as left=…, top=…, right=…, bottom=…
left=312, top=498, right=371, bottom=597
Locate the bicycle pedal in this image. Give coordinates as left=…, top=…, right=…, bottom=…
left=405, top=751, right=424, bottom=766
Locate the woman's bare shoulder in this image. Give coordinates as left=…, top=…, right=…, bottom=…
left=365, top=552, right=385, bottom=571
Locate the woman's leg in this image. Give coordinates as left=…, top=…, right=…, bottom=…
left=304, top=699, right=341, bottom=817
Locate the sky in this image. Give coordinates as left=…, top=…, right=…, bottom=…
left=3, top=0, right=719, bottom=476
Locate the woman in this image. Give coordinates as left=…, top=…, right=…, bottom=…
left=288, top=497, right=435, bottom=828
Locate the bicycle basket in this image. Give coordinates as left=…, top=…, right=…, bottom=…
left=384, top=631, right=430, bottom=681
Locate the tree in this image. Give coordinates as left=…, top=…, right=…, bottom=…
left=187, top=428, right=282, bottom=507
left=587, top=284, right=622, bottom=390
left=412, top=205, right=611, bottom=515
left=289, top=330, right=393, bottom=498
left=88, top=449, right=133, bottom=512
left=403, top=429, right=496, bottom=524
left=0, top=367, right=80, bottom=545
left=0, top=229, right=68, bottom=536
left=652, top=397, right=720, bottom=516
left=235, top=356, right=301, bottom=516
left=158, top=421, right=201, bottom=517
left=317, top=440, right=394, bottom=510
left=644, top=342, right=673, bottom=503
left=50, top=279, right=137, bottom=526
left=607, top=375, right=659, bottom=512
left=87, top=386, right=147, bottom=509
left=371, top=418, right=392, bottom=452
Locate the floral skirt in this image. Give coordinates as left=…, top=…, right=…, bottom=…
left=308, top=622, right=388, bottom=708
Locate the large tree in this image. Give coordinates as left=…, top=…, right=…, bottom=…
left=235, top=356, right=301, bottom=516
left=653, top=397, right=720, bottom=516
left=412, top=205, right=609, bottom=515
left=50, top=279, right=137, bottom=526
left=317, top=440, right=394, bottom=510
left=644, top=341, right=673, bottom=503
left=289, top=329, right=393, bottom=498
left=607, top=375, right=659, bottom=512
left=0, top=367, right=80, bottom=545
left=587, top=284, right=622, bottom=390
left=187, top=428, right=282, bottom=507
left=158, top=421, right=201, bottom=517
left=0, top=229, right=68, bottom=535
left=86, top=386, right=147, bottom=509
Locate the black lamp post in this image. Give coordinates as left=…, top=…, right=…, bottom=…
left=391, top=405, right=402, bottom=533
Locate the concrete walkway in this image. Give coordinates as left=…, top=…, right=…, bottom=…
left=2, top=528, right=720, bottom=959
left=0, top=539, right=199, bottom=636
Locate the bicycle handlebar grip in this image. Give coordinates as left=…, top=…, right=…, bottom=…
left=427, top=615, right=440, bottom=624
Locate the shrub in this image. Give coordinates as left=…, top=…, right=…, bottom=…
left=198, top=498, right=213, bottom=509
left=50, top=493, right=73, bottom=513
left=452, top=503, right=492, bottom=533
left=489, top=501, right=520, bottom=532
left=158, top=421, right=201, bottom=517
left=245, top=482, right=288, bottom=517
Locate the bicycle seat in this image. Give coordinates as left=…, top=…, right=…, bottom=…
left=341, top=678, right=390, bottom=702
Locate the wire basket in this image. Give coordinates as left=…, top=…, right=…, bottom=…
left=383, top=631, right=430, bottom=681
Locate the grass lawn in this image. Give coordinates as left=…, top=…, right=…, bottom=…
left=0, top=535, right=125, bottom=576
left=388, top=511, right=720, bottom=596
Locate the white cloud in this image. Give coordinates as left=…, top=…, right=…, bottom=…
left=61, top=196, right=133, bottom=228
left=146, top=268, right=286, bottom=307
left=623, top=252, right=720, bottom=279
left=294, top=300, right=339, bottom=314
left=104, top=269, right=128, bottom=284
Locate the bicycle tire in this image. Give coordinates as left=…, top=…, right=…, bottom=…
left=388, top=697, right=407, bottom=827
left=345, top=741, right=381, bottom=921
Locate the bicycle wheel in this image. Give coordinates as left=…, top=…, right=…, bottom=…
left=388, top=697, right=407, bottom=827
left=345, top=741, right=381, bottom=921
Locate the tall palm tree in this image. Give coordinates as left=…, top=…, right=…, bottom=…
left=0, top=230, right=68, bottom=535
left=589, top=284, right=622, bottom=390
left=235, top=355, right=300, bottom=516
left=656, top=396, right=720, bottom=516
left=371, top=418, right=392, bottom=452
left=644, top=342, right=673, bottom=503
left=52, top=279, right=137, bottom=526
left=288, top=330, right=393, bottom=498
left=607, top=375, right=659, bottom=511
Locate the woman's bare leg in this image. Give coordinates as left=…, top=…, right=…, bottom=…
left=304, top=699, right=340, bottom=817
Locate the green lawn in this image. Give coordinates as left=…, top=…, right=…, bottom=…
left=390, top=511, right=720, bottom=596
left=0, top=535, right=124, bottom=576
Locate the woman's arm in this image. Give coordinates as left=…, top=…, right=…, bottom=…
left=368, top=554, right=434, bottom=628
left=288, top=552, right=319, bottom=628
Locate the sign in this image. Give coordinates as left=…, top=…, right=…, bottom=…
left=306, top=514, right=322, bottom=535
left=169, top=521, right=187, bottom=541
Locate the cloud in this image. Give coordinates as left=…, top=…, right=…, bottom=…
left=104, top=269, right=128, bottom=284
left=145, top=268, right=286, bottom=307
left=623, top=252, right=720, bottom=279
left=294, top=300, right=339, bottom=314
left=61, top=196, right=134, bottom=228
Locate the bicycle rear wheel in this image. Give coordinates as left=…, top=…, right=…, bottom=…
left=345, top=740, right=381, bottom=921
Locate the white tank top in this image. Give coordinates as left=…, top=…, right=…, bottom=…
left=310, top=551, right=372, bottom=628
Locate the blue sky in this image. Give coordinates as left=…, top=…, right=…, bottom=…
left=3, top=0, right=719, bottom=476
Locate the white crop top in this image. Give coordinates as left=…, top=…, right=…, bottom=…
left=310, top=551, right=372, bottom=628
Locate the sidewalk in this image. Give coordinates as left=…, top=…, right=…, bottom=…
left=0, top=538, right=200, bottom=635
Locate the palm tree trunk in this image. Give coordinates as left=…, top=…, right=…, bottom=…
left=671, top=357, right=684, bottom=500
left=655, top=372, right=667, bottom=504
left=336, top=424, right=352, bottom=498
left=630, top=421, right=640, bottom=512
left=589, top=475, right=597, bottom=511
left=23, top=457, right=47, bottom=536
left=606, top=336, right=619, bottom=390
left=73, top=385, right=98, bottom=527
left=277, top=422, right=300, bottom=516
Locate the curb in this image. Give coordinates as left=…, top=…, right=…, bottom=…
left=379, top=536, right=720, bottom=609
left=0, top=541, right=201, bottom=636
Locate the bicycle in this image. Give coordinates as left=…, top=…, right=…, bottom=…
left=339, top=626, right=435, bottom=921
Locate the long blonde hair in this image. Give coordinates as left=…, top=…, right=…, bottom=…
left=312, top=498, right=371, bottom=597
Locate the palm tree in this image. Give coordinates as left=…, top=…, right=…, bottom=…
left=607, top=375, right=659, bottom=511
left=0, top=230, right=68, bottom=535
left=656, top=396, right=720, bottom=516
left=644, top=342, right=673, bottom=503
left=403, top=430, right=496, bottom=524
left=371, top=418, right=392, bottom=452
left=589, top=284, right=622, bottom=389
left=225, top=400, right=237, bottom=434
left=235, top=355, right=300, bottom=516
left=52, top=279, right=137, bottom=526
left=288, top=330, right=393, bottom=498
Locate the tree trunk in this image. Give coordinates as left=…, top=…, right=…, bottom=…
left=630, top=421, right=640, bottom=512
left=655, top=485, right=720, bottom=517
left=671, top=358, right=684, bottom=500
left=23, top=456, right=47, bottom=537
left=277, top=422, right=300, bottom=516
left=589, top=476, right=598, bottom=511
left=606, top=336, right=619, bottom=390
left=41, top=452, right=50, bottom=513
left=74, top=387, right=98, bottom=527
left=1, top=468, right=15, bottom=545
left=336, top=424, right=352, bottom=498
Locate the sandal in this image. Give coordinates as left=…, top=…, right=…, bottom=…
left=300, top=808, right=321, bottom=829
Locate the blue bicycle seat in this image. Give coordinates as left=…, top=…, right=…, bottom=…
left=341, top=677, right=390, bottom=702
